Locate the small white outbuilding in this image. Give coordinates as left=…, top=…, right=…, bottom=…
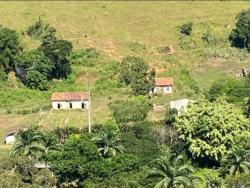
left=51, top=92, right=90, bottom=110
left=170, top=98, right=196, bottom=114
left=5, top=132, right=16, bottom=144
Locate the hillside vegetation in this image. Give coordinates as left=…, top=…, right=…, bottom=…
left=0, top=1, right=249, bottom=142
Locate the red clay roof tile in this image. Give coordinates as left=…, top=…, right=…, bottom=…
left=155, top=78, right=173, bottom=86
left=51, top=92, right=89, bottom=101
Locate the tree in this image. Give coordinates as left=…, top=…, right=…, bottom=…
left=221, top=147, right=250, bottom=176
left=179, top=22, right=193, bottom=36
left=229, top=9, right=250, bottom=50
left=10, top=128, right=42, bottom=158
left=148, top=154, right=199, bottom=188
left=175, top=99, right=250, bottom=163
left=48, top=134, right=101, bottom=185
left=38, top=134, right=61, bottom=164
left=39, top=38, right=73, bottom=79
left=0, top=26, right=21, bottom=72
left=119, top=56, right=155, bottom=95
left=92, top=130, right=125, bottom=157
left=15, top=50, right=53, bottom=90
left=26, top=70, right=49, bottom=90
left=111, top=96, right=151, bottom=124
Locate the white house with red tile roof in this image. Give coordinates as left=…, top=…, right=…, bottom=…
left=51, top=92, right=89, bottom=110
left=153, top=78, right=173, bottom=94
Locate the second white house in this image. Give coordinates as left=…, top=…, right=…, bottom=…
left=153, top=78, right=173, bottom=94
left=51, top=92, right=90, bottom=110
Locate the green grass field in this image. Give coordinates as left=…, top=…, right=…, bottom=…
left=0, top=1, right=249, bottom=144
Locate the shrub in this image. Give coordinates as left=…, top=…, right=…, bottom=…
left=128, top=41, right=146, bottom=52
left=179, top=22, right=193, bottom=35
left=207, top=78, right=249, bottom=103
left=26, top=17, right=56, bottom=40
left=229, top=9, right=250, bottom=50
left=110, top=96, right=151, bottom=124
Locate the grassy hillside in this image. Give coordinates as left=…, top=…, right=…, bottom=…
left=0, top=1, right=249, bottom=144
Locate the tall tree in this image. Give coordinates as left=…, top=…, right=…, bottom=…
left=0, top=26, right=21, bottom=72
left=15, top=50, right=53, bottom=90
left=229, top=9, right=250, bottom=50
left=39, top=38, right=73, bottom=79
left=119, top=56, right=155, bottom=95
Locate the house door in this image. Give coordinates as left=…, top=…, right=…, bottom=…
left=69, top=103, right=72, bottom=109
left=57, top=103, right=61, bottom=109
left=81, top=103, right=85, bottom=109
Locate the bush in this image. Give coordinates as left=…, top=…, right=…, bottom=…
left=207, top=78, right=249, bottom=104
left=229, top=9, right=250, bottom=50
left=110, top=96, right=151, bottom=124
left=26, top=17, right=56, bottom=40
left=128, top=41, right=146, bottom=52
left=179, top=22, right=193, bottom=35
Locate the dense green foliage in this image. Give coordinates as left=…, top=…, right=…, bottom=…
left=175, top=99, right=250, bottom=163
left=229, top=9, right=250, bottom=50
left=120, top=56, right=155, bottom=95
left=0, top=26, right=21, bottom=73
left=111, top=96, right=151, bottom=124
left=207, top=77, right=250, bottom=104
left=15, top=50, right=53, bottom=90
left=39, top=37, right=73, bottom=79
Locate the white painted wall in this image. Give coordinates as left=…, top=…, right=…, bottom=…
left=5, top=135, right=16, bottom=144
left=154, top=86, right=172, bottom=94
left=52, top=100, right=89, bottom=110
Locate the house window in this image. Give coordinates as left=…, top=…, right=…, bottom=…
left=165, top=86, right=170, bottom=91
left=69, top=102, right=72, bottom=109
left=81, top=103, right=85, bottom=109
left=57, top=103, right=61, bottom=109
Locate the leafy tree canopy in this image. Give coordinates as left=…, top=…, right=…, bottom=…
left=0, top=26, right=21, bottom=72
left=15, top=50, right=53, bottom=90
left=119, top=56, right=155, bottom=95
left=175, top=99, right=250, bottom=163
left=39, top=38, right=73, bottom=79
left=229, top=9, right=250, bottom=50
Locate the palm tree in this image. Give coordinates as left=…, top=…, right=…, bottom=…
left=148, top=154, right=199, bottom=188
left=37, top=134, right=61, bottom=163
left=92, top=130, right=125, bottom=157
left=10, top=128, right=42, bottom=158
left=221, top=147, right=250, bottom=176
